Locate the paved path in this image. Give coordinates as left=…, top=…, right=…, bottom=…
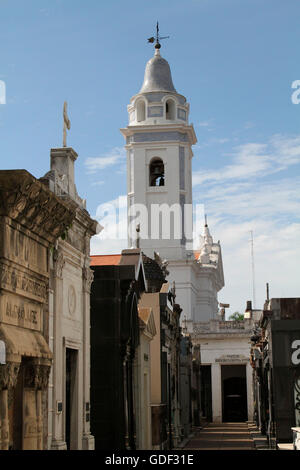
left=183, top=423, right=255, bottom=450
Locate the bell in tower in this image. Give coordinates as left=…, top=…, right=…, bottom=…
left=149, top=159, right=165, bottom=187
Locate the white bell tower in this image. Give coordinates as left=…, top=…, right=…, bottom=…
left=121, top=36, right=224, bottom=325
left=120, top=41, right=197, bottom=260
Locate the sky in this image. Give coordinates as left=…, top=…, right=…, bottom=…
left=0, top=0, right=300, bottom=317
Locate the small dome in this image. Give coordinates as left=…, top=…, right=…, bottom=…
left=139, top=49, right=177, bottom=94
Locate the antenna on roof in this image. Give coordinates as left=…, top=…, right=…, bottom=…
left=147, top=21, right=170, bottom=49
left=250, top=230, right=256, bottom=309
left=266, top=282, right=270, bottom=301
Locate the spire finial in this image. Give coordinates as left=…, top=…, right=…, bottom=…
left=147, top=22, right=169, bottom=50
left=203, top=214, right=213, bottom=246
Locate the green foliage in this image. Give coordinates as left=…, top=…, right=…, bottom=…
left=49, top=223, right=73, bottom=255
left=228, top=311, right=244, bottom=322
left=60, top=223, right=72, bottom=241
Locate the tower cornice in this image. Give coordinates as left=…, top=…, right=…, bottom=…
left=129, top=91, right=188, bottom=106
left=120, top=123, right=197, bottom=146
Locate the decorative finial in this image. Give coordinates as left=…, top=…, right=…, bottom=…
left=171, top=280, right=176, bottom=300
left=147, top=21, right=169, bottom=50
left=63, top=101, right=71, bottom=147
left=154, top=251, right=169, bottom=277
left=203, top=214, right=213, bottom=246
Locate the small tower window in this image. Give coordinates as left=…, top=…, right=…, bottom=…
left=149, top=158, right=165, bottom=186
left=136, top=100, right=146, bottom=122
left=166, top=99, right=175, bottom=120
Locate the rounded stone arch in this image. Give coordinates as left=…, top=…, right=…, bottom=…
left=135, top=97, right=146, bottom=122
left=162, top=95, right=178, bottom=120
left=149, top=157, right=165, bottom=187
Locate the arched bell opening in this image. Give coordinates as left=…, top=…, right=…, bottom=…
left=149, top=158, right=165, bottom=187
left=136, top=100, right=146, bottom=122
left=165, top=99, right=175, bottom=120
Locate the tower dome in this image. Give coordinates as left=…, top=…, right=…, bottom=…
left=139, top=49, right=177, bottom=94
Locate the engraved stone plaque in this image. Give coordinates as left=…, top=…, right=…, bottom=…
left=68, top=285, right=76, bottom=315
left=0, top=293, right=42, bottom=331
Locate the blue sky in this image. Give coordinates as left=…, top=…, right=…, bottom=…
left=1, top=0, right=300, bottom=316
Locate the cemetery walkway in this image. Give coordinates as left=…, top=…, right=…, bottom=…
left=182, top=422, right=255, bottom=450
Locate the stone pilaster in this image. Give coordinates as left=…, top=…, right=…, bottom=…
left=211, top=363, right=222, bottom=422
left=0, top=362, right=20, bottom=450
left=22, top=359, right=51, bottom=450
left=82, top=265, right=95, bottom=450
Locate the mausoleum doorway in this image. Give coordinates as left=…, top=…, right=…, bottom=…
left=65, top=348, right=78, bottom=450
left=221, top=365, right=247, bottom=422
left=200, top=366, right=212, bottom=422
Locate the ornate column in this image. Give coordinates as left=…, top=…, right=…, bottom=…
left=50, top=248, right=67, bottom=450
left=246, top=362, right=254, bottom=421
left=0, top=361, right=20, bottom=450
left=23, top=359, right=51, bottom=450
left=123, top=355, right=129, bottom=450
left=81, top=263, right=95, bottom=450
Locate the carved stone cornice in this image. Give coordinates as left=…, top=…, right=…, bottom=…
left=0, top=170, right=76, bottom=243
left=0, top=262, right=47, bottom=302
left=52, top=248, right=65, bottom=279
left=75, top=208, right=99, bottom=238
left=0, top=362, right=20, bottom=390
left=23, top=359, right=51, bottom=390
left=82, top=267, right=94, bottom=293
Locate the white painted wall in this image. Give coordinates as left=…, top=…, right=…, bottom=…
left=196, top=335, right=254, bottom=423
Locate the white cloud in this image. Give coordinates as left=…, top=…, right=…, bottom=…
left=193, top=132, right=300, bottom=316
left=269, top=134, right=300, bottom=168
left=193, top=142, right=270, bottom=185
left=196, top=179, right=300, bottom=315
left=198, top=119, right=213, bottom=127
left=0, top=80, right=6, bottom=105
left=195, top=137, right=230, bottom=150
left=91, top=235, right=127, bottom=256
left=196, top=118, right=215, bottom=132
left=195, top=177, right=300, bottom=221
left=193, top=134, right=300, bottom=186
left=91, top=195, right=128, bottom=255
left=85, top=147, right=125, bottom=173
left=218, top=219, right=300, bottom=316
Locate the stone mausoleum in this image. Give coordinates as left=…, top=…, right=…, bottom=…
left=0, top=170, right=74, bottom=450
left=41, top=146, right=99, bottom=450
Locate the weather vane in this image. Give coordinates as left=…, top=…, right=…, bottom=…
left=147, top=22, right=169, bottom=49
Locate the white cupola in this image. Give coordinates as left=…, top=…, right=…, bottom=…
left=127, top=46, right=190, bottom=127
